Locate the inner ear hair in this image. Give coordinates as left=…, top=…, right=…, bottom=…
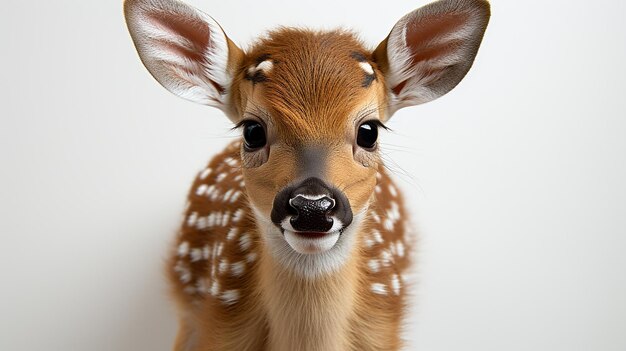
left=124, top=0, right=244, bottom=121
left=373, top=0, right=490, bottom=116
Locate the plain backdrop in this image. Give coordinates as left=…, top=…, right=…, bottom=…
left=1, top=0, right=625, bottom=350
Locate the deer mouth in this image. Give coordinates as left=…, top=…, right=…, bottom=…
left=293, top=231, right=332, bottom=239
left=277, top=214, right=345, bottom=254
left=283, top=228, right=342, bottom=254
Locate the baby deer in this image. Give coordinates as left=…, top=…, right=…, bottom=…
left=124, top=0, right=490, bottom=349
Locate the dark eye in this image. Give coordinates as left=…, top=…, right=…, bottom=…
left=243, top=121, right=267, bottom=150
left=357, top=121, right=379, bottom=149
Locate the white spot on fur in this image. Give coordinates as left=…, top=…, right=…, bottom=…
left=380, top=250, right=393, bottom=266
left=177, top=241, right=190, bottom=257
left=239, top=233, right=251, bottom=251
left=371, top=283, right=387, bottom=295
left=396, top=241, right=405, bottom=257
left=222, top=189, right=234, bottom=202
left=230, top=261, right=245, bottom=276
left=207, top=212, right=217, bottom=227
left=229, top=190, right=242, bottom=203
left=232, top=209, right=244, bottom=222
left=372, top=212, right=381, bottom=223
left=205, top=185, right=216, bottom=197
left=216, top=173, right=227, bottom=183
left=368, top=259, right=380, bottom=273
left=375, top=185, right=382, bottom=194
left=388, top=201, right=401, bottom=222
left=218, top=258, right=229, bottom=274
left=224, top=157, right=239, bottom=167
left=364, top=238, right=374, bottom=248
left=226, top=228, right=238, bottom=241
left=372, top=230, right=384, bottom=244
left=359, top=61, right=374, bottom=75
left=199, top=167, right=212, bottom=180
left=202, top=245, right=210, bottom=260
left=174, top=260, right=192, bottom=283
left=190, top=248, right=203, bottom=262
left=388, top=184, right=398, bottom=197
left=210, top=280, right=220, bottom=296
left=196, top=278, right=208, bottom=294
left=196, top=216, right=207, bottom=230
left=246, top=252, right=257, bottom=263
left=391, top=274, right=401, bottom=295
left=221, top=211, right=230, bottom=226
left=220, top=289, right=240, bottom=305
left=383, top=218, right=394, bottom=231
left=186, top=212, right=198, bottom=227
left=195, top=184, right=208, bottom=196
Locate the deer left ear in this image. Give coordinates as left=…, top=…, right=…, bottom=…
left=124, top=0, right=243, bottom=121
left=373, top=0, right=490, bottom=117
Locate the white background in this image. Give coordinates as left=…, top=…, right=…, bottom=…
left=1, top=0, right=625, bottom=350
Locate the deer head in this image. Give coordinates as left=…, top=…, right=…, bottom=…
left=125, top=0, right=490, bottom=276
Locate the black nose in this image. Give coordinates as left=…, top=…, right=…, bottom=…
left=288, top=194, right=335, bottom=232
left=271, top=177, right=353, bottom=233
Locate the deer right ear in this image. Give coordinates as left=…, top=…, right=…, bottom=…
left=124, top=0, right=243, bottom=121
left=373, top=0, right=490, bottom=117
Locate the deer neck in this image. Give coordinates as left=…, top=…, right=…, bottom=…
left=256, top=227, right=364, bottom=351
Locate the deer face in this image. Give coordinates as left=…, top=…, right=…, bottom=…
left=234, top=31, right=388, bottom=256
left=125, top=0, right=489, bottom=273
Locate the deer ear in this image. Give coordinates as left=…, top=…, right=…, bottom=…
left=124, top=0, right=243, bottom=120
left=373, top=0, right=490, bottom=116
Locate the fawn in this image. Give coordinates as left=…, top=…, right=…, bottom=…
left=124, top=0, right=489, bottom=349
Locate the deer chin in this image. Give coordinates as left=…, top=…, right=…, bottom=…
left=252, top=203, right=365, bottom=277
left=283, top=230, right=341, bottom=254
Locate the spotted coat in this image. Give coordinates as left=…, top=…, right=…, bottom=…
left=168, top=140, right=412, bottom=349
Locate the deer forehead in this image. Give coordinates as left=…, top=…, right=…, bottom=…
left=234, top=30, right=386, bottom=138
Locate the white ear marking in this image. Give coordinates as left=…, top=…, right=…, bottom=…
left=256, top=60, right=274, bottom=73
left=358, top=61, right=374, bottom=75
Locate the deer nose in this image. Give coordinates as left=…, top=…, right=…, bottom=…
left=270, top=177, right=353, bottom=233
left=288, top=194, right=335, bottom=232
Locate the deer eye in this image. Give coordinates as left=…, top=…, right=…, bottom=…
left=242, top=121, right=266, bottom=150
left=357, top=121, right=379, bottom=149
